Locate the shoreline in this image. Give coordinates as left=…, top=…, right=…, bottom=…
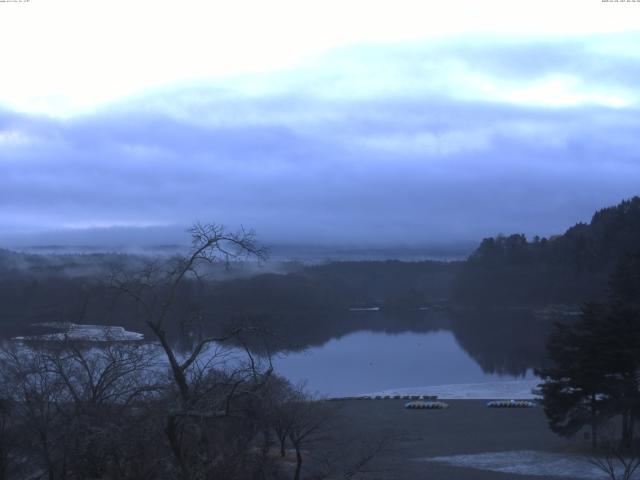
left=327, top=399, right=584, bottom=479
left=330, top=379, right=542, bottom=400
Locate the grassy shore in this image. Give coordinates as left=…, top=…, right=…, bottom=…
left=327, top=399, right=582, bottom=479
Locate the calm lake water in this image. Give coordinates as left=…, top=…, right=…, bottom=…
left=272, top=330, right=536, bottom=397
left=8, top=309, right=551, bottom=398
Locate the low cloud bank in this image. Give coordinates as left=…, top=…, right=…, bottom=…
left=1, top=37, right=639, bottom=247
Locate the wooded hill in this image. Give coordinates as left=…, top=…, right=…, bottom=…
left=453, top=196, right=640, bottom=306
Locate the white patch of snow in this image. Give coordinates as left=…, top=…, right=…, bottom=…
left=364, top=380, right=541, bottom=400
left=419, top=450, right=632, bottom=479
left=14, top=324, right=144, bottom=342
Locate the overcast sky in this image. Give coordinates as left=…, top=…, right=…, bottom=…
left=1, top=1, right=639, bottom=248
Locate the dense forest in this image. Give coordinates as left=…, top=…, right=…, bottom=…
left=453, top=196, right=640, bottom=306
left=0, top=252, right=460, bottom=343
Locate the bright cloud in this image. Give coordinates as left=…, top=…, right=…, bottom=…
left=0, top=0, right=639, bottom=116
left=0, top=4, right=639, bottom=246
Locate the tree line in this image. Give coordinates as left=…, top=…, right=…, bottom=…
left=454, top=197, right=640, bottom=306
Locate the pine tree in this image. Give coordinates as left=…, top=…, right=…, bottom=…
left=538, top=251, right=640, bottom=448
left=537, top=303, right=609, bottom=447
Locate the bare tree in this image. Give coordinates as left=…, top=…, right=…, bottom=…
left=263, top=376, right=299, bottom=459
left=0, top=336, right=165, bottom=480
left=0, top=343, right=70, bottom=480
left=110, top=223, right=273, bottom=478
left=41, top=339, right=162, bottom=408
left=111, top=223, right=266, bottom=405
left=285, top=390, right=338, bottom=480
left=268, top=383, right=389, bottom=480
left=311, top=435, right=391, bottom=480
left=0, top=223, right=386, bottom=480
left=0, top=398, right=13, bottom=480
left=588, top=419, right=640, bottom=480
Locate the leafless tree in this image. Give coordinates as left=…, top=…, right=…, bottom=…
left=111, top=223, right=266, bottom=405
left=110, top=223, right=274, bottom=478
left=0, top=398, right=13, bottom=480
left=262, top=376, right=299, bottom=459
left=0, top=337, right=165, bottom=480
left=267, top=382, right=389, bottom=480
left=41, top=339, right=162, bottom=408
left=588, top=419, right=640, bottom=480
left=0, top=223, right=386, bottom=480
left=0, top=343, right=70, bottom=480
left=311, top=435, right=391, bottom=480
left=284, top=389, right=338, bottom=480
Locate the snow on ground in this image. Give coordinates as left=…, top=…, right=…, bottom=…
left=364, top=380, right=541, bottom=399
left=418, top=450, right=636, bottom=479
left=15, top=324, right=144, bottom=342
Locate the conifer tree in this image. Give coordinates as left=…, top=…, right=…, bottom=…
left=538, top=250, right=640, bottom=448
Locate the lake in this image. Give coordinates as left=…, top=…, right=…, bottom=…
left=7, top=308, right=554, bottom=398
left=272, top=329, right=537, bottom=397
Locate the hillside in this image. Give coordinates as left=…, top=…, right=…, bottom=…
left=453, top=196, right=640, bottom=305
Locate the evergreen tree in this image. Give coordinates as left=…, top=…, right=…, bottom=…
left=455, top=196, right=640, bottom=305
left=538, top=251, right=640, bottom=448
left=537, top=303, right=609, bottom=447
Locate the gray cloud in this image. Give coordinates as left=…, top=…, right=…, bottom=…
left=1, top=36, right=639, bottom=248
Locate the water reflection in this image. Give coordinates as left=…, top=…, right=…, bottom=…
left=194, top=309, right=554, bottom=395
left=272, top=330, right=537, bottom=397
left=451, top=309, right=552, bottom=376
left=5, top=308, right=557, bottom=396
